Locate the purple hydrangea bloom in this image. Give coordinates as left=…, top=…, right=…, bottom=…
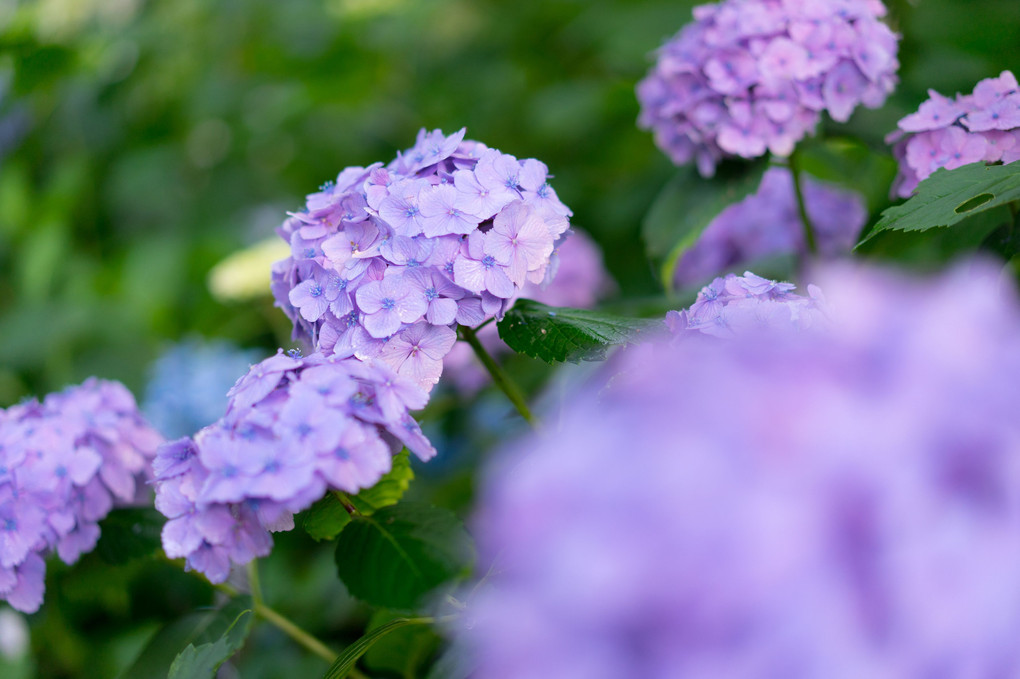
left=272, top=129, right=573, bottom=392
left=153, top=350, right=436, bottom=583
left=667, top=270, right=828, bottom=339
left=674, top=167, right=866, bottom=288
left=890, top=71, right=1020, bottom=197
left=443, top=229, right=616, bottom=393
left=464, top=261, right=1020, bottom=678
left=0, top=379, right=164, bottom=613
left=637, top=0, right=899, bottom=175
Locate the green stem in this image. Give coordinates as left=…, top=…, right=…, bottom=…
left=254, top=600, right=340, bottom=665
left=213, top=582, right=340, bottom=667
left=787, top=151, right=819, bottom=257
left=458, top=325, right=537, bottom=427
left=246, top=561, right=264, bottom=611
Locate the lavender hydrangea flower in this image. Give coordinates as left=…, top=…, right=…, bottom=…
left=153, top=350, right=436, bottom=583
left=0, top=379, right=164, bottom=613
left=637, top=0, right=899, bottom=175
left=464, top=261, right=1020, bottom=678
left=667, top=270, right=828, bottom=339
left=889, top=71, right=1020, bottom=197
left=443, top=229, right=616, bottom=393
left=673, top=167, right=866, bottom=288
left=272, top=128, right=573, bottom=392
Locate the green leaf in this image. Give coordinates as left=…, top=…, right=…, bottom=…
left=362, top=609, right=440, bottom=677
left=858, top=162, right=1020, bottom=246
left=335, top=503, right=474, bottom=610
left=301, top=493, right=353, bottom=542
left=118, top=597, right=252, bottom=679
left=167, top=609, right=254, bottom=679
left=301, top=450, right=414, bottom=541
left=642, top=158, right=768, bottom=288
left=349, top=449, right=414, bottom=514
left=321, top=616, right=433, bottom=679
left=497, top=299, right=662, bottom=364
left=95, top=508, right=165, bottom=565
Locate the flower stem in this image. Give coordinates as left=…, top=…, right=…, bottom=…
left=458, top=324, right=537, bottom=427
left=254, top=600, right=340, bottom=665
left=246, top=560, right=264, bottom=611
left=787, top=151, right=819, bottom=257
left=214, top=581, right=341, bottom=667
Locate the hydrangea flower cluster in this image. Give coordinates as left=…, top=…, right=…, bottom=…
left=889, top=70, right=1020, bottom=197
left=465, top=262, right=1020, bottom=677
left=0, top=379, right=164, bottom=613
left=442, top=229, right=615, bottom=392
left=674, top=167, right=866, bottom=287
left=272, top=128, right=573, bottom=392
left=152, top=350, right=435, bottom=583
left=666, top=270, right=828, bottom=339
left=143, top=338, right=263, bottom=439
left=637, top=0, right=899, bottom=175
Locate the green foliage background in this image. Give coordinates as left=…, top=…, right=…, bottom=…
left=1, top=0, right=1019, bottom=676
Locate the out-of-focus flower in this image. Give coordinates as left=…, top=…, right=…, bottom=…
left=0, top=380, right=164, bottom=613
left=667, top=270, right=828, bottom=338
left=208, top=238, right=291, bottom=302
left=464, top=262, right=1020, bottom=678
left=442, top=229, right=616, bottom=393
left=889, top=70, right=1020, bottom=197
left=152, top=350, right=435, bottom=583
left=142, top=338, right=263, bottom=439
left=674, top=167, right=866, bottom=288
left=638, top=0, right=899, bottom=175
left=271, top=129, right=573, bottom=392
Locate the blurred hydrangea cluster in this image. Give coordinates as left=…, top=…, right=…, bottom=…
left=143, top=338, right=263, bottom=439
left=637, top=0, right=899, bottom=175
left=465, top=262, right=1020, bottom=677
left=442, top=229, right=615, bottom=393
left=1, top=380, right=163, bottom=613
left=667, top=270, right=828, bottom=338
left=890, top=70, right=1020, bottom=197
left=272, top=128, right=573, bottom=392
left=152, top=350, right=435, bottom=583
left=674, top=167, right=866, bottom=287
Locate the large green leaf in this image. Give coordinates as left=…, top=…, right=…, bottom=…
left=858, top=161, right=1020, bottom=246
left=301, top=450, right=414, bottom=541
left=118, top=597, right=252, bottom=679
left=95, top=508, right=165, bottom=565
left=167, top=609, right=254, bottom=679
left=497, top=299, right=662, bottom=364
left=334, top=503, right=474, bottom=610
left=642, top=158, right=768, bottom=288
left=321, top=616, right=434, bottom=679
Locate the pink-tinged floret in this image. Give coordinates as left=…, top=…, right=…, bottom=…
left=890, top=70, right=1020, bottom=197
left=638, top=0, right=899, bottom=175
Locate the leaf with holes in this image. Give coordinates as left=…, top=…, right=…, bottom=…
left=497, top=299, right=663, bottom=364
left=334, top=503, right=474, bottom=610
left=642, top=158, right=768, bottom=288
left=857, top=161, right=1020, bottom=246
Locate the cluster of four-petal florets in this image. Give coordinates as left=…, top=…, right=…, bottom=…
left=273, top=127, right=573, bottom=393
left=149, top=128, right=578, bottom=583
